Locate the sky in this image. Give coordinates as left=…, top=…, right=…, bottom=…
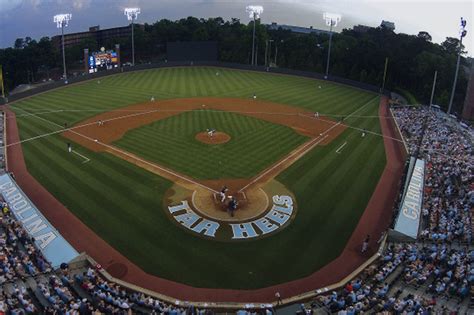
left=0, top=0, right=472, bottom=56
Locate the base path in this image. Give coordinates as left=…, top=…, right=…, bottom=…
left=2, top=96, right=406, bottom=303
left=62, top=97, right=345, bottom=193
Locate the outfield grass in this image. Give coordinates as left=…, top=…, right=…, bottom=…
left=11, top=67, right=385, bottom=289
left=114, top=109, right=308, bottom=179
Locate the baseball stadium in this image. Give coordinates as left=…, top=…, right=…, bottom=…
left=0, top=1, right=472, bottom=314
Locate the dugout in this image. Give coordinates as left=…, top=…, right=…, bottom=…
left=166, top=41, right=218, bottom=62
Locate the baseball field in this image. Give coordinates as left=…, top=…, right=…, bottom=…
left=8, top=67, right=386, bottom=290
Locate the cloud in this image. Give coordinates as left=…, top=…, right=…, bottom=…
left=0, top=0, right=23, bottom=12
left=72, top=0, right=91, bottom=10
left=0, top=0, right=92, bottom=13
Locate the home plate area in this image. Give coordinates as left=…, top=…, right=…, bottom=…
left=165, top=179, right=297, bottom=241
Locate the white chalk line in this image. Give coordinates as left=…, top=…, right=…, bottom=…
left=6, top=96, right=398, bottom=193
left=103, top=145, right=218, bottom=194
left=10, top=107, right=395, bottom=119
left=238, top=96, right=379, bottom=192
left=1, top=107, right=166, bottom=150
left=72, top=150, right=90, bottom=163
left=335, top=142, right=348, bottom=154
left=238, top=133, right=330, bottom=193
left=5, top=96, right=405, bottom=193
left=4, top=103, right=403, bottom=151
left=343, top=96, right=380, bottom=120
left=299, top=111, right=405, bottom=144
left=11, top=107, right=218, bottom=194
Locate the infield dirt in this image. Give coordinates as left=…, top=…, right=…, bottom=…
left=62, top=97, right=345, bottom=194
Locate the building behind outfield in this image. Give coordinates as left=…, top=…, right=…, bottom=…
left=51, top=25, right=143, bottom=50
left=462, top=59, right=474, bottom=120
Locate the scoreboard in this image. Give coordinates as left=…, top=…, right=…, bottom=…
left=88, top=47, right=119, bottom=73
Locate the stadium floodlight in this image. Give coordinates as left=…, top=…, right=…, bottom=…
left=124, top=7, right=141, bottom=66
left=323, top=13, right=341, bottom=27
left=447, top=17, right=468, bottom=114
left=322, top=12, right=342, bottom=79
left=54, top=13, right=72, bottom=82
left=246, top=5, right=264, bottom=66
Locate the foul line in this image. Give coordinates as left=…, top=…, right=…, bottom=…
left=238, top=133, right=330, bottom=193
left=5, top=97, right=398, bottom=151
left=104, top=145, right=218, bottom=193
left=343, top=96, right=379, bottom=121
left=10, top=107, right=396, bottom=120
left=335, top=142, right=347, bottom=154
left=11, top=107, right=218, bottom=194
left=1, top=108, right=166, bottom=150
left=238, top=96, right=379, bottom=192
left=72, top=150, right=90, bottom=164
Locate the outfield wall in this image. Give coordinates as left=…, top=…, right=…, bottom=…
left=0, top=62, right=390, bottom=105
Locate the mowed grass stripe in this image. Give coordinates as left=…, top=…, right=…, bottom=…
left=276, top=100, right=384, bottom=273
left=114, top=110, right=308, bottom=179
left=12, top=67, right=386, bottom=288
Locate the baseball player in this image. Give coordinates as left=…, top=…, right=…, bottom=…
left=314, top=112, right=319, bottom=118
left=207, top=128, right=216, bottom=138
left=228, top=197, right=238, bottom=217
left=361, top=129, right=367, bottom=137
left=361, top=234, right=370, bottom=253
left=151, top=96, right=155, bottom=102
left=220, top=186, right=228, bottom=203
left=253, top=93, right=257, bottom=100
left=67, top=143, right=72, bottom=153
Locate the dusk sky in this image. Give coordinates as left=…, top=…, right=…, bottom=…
left=0, top=0, right=472, bottom=56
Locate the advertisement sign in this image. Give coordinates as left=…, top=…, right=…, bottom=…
left=393, top=159, right=425, bottom=239
left=0, top=174, right=78, bottom=267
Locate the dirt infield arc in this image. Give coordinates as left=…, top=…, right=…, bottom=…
left=3, top=97, right=406, bottom=303
left=61, top=97, right=345, bottom=194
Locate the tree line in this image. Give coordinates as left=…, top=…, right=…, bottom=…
left=0, top=16, right=470, bottom=113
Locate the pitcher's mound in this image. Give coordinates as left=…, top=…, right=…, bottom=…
left=195, top=132, right=231, bottom=144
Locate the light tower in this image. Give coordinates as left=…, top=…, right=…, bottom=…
left=246, top=5, right=264, bottom=66
left=53, top=13, right=72, bottom=82
left=124, top=7, right=141, bottom=66
left=323, top=12, right=341, bottom=79
left=447, top=17, right=468, bottom=114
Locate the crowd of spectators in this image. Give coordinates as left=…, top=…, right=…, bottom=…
left=311, top=242, right=473, bottom=314
left=401, top=243, right=472, bottom=299
left=393, top=106, right=473, bottom=244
